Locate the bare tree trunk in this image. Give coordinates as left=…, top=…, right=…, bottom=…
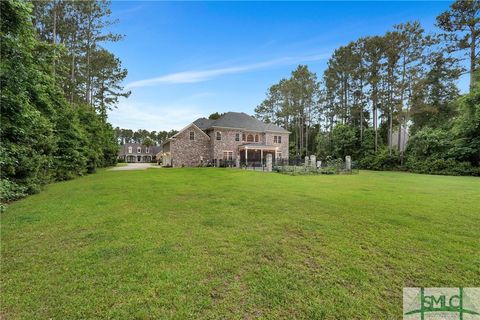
left=398, top=56, right=407, bottom=152
left=305, top=111, right=309, bottom=156
left=388, top=80, right=393, bottom=155
left=360, top=109, right=363, bottom=143
left=86, top=3, right=92, bottom=105
left=70, top=53, right=75, bottom=103
left=470, top=27, right=476, bottom=92
left=52, top=0, right=57, bottom=77
left=374, top=103, right=378, bottom=153
left=359, top=78, right=364, bottom=144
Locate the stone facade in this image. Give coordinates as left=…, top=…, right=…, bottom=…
left=118, top=143, right=161, bottom=163
left=168, top=124, right=210, bottom=167
left=210, top=128, right=244, bottom=161
left=161, top=113, right=290, bottom=167
left=265, top=132, right=289, bottom=160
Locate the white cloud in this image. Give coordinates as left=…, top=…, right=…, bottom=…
left=126, top=53, right=329, bottom=88
left=108, top=101, right=204, bottom=131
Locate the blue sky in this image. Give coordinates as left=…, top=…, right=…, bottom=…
left=106, top=1, right=463, bottom=131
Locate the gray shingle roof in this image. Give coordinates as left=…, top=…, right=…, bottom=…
left=193, top=118, right=215, bottom=130
left=195, top=112, right=288, bottom=133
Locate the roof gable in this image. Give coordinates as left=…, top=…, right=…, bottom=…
left=170, top=122, right=210, bottom=140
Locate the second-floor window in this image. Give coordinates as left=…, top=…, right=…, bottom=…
left=137, top=147, right=141, bottom=153
left=146, top=147, right=149, bottom=154
left=274, top=136, right=282, bottom=144
left=247, top=134, right=254, bottom=142
left=189, top=131, right=195, bottom=140
left=216, top=132, right=221, bottom=140
left=242, top=133, right=246, bottom=141
left=235, top=133, right=240, bottom=141
left=255, top=135, right=259, bottom=142
left=128, top=147, right=132, bottom=154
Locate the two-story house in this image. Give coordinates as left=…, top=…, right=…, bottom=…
left=161, top=112, right=290, bottom=167
left=118, top=143, right=161, bottom=163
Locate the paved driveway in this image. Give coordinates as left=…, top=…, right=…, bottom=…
left=109, top=163, right=157, bottom=171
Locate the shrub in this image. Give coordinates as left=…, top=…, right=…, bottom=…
left=405, top=158, right=480, bottom=176
left=0, top=179, right=28, bottom=212
left=359, top=148, right=402, bottom=171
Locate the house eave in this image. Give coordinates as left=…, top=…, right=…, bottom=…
left=209, top=126, right=289, bottom=134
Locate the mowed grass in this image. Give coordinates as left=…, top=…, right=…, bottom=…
left=1, top=169, right=479, bottom=319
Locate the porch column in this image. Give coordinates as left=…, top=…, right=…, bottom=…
left=245, top=147, right=248, bottom=165
left=261, top=149, right=263, bottom=165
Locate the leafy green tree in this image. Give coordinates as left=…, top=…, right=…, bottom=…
left=1, top=0, right=56, bottom=194
left=256, top=65, right=319, bottom=156
left=32, top=0, right=129, bottom=110
left=410, top=50, right=461, bottom=132
left=330, top=124, right=358, bottom=159
left=143, top=137, right=155, bottom=147
left=363, top=36, right=385, bottom=153
left=314, top=132, right=332, bottom=159
left=451, top=72, right=480, bottom=165
left=208, top=112, right=224, bottom=120
left=53, top=103, right=88, bottom=180
left=436, top=0, right=480, bottom=91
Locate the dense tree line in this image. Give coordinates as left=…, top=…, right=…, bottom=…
left=114, top=128, right=178, bottom=146
left=1, top=0, right=127, bottom=206
left=255, top=0, right=479, bottom=175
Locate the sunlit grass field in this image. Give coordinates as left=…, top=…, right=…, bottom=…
left=1, top=169, right=479, bottom=319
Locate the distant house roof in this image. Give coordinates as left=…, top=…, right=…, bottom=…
left=194, top=112, right=289, bottom=133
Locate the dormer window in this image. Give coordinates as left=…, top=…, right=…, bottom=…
left=216, top=132, right=221, bottom=140
left=189, top=131, right=195, bottom=140
left=137, top=147, right=141, bottom=153
left=128, top=146, right=132, bottom=154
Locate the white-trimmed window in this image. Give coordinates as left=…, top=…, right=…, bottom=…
left=274, top=135, right=282, bottom=144
left=278, top=136, right=282, bottom=143
left=223, top=151, right=233, bottom=160
left=235, top=133, right=240, bottom=141
left=216, top=132, right=221, bottom=140
left=247, top=134, right=254, bottom=142
left=128, top=146, right=133, bottom=154
left=276, top=151, right=282, bottom=159
left=137, top=147, right=141, bottom=153
left=189, top=131, right=195, bottom=140
left=255, top=134, right=259, bottom=142
left=146, top=147, right=150, bottom=154
left=242, top=133, right=246, bottom=141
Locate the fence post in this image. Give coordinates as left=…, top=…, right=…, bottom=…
left=345, top=155, right=352, bottom=173
left=266, top=154, right=272, bottom=172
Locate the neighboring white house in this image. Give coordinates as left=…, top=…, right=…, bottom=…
left=390, top=126, right=409, bottom=152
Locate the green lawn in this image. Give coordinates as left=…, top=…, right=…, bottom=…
left=1, top=169, right=479, bottom=319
